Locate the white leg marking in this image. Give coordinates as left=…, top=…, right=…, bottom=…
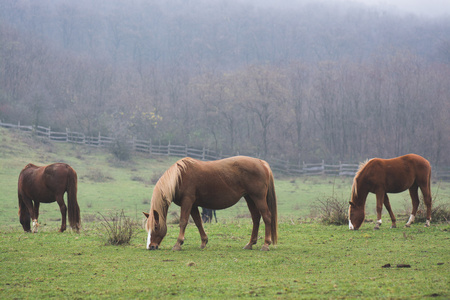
left=425, top=219, right=431, bottom=227
left=406, top=214, right=415, bottom=226
left=377, top=219, right=382, bottom=225
left=349, top=220, right=354, bottom=230
left=146, top=230, right=152, bottom=249
left=32, top=219, right=38, bottom=233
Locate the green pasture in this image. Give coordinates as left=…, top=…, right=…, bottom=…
left=0, top=128, right=449, bottom=299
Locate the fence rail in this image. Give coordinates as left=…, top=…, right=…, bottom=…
left=2, top=120, right=449, bottom=180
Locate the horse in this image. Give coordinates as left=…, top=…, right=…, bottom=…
left=201, top=208, right=217, bottom=223
left=348, top=154, right=432, bottom=230
left=143, top=156, right=278, bottom=251
left=18, top=163, right=81, bottom=233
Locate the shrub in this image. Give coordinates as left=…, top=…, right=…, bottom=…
left=109, top=138, right=131, bottom=161
left=311, top=196, right=348, bottom=225
left=99, top=210, right=138, bottom=245
left=414, top=201, right=450, bottom=223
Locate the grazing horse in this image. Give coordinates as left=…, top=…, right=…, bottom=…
left=18, top=163, right=80, bottom=233
left=348, top=154, right=432, bottom=230
left=143, top=156, right=278, bottom=251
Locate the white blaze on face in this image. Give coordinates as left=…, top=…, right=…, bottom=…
left=349, top=219, right=354, bottom=230
left=146, top=229, right=152, bottom=249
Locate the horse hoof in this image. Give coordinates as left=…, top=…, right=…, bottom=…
left=374, top=226, right=380, bottom=230
left=260, top=245, right=270, bottom=251
left=200, top=239, right=208, bottom=249
left=390, top=225, right=397, bottom=229
left=243, top=244, right=253, bottom=250
left=405, top=224, right=411, bottom=228
left=172, top=245, right=182, bottom=251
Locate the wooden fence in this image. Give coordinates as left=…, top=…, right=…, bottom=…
left=2, top=120, right=449, bottom=179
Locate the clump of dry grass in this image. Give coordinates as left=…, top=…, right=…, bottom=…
left=99, top=210, right=139, bottom=245
left=311, top=196, right=348, bottom=225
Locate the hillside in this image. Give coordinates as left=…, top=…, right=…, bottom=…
left=1, top=127, right=449, bottom=232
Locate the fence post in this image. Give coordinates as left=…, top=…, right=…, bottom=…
left=322, top=160, right=325, bottom=175
left=168, top=141, right=171, bottom=156
left=202, top=147, right=205, bottom=160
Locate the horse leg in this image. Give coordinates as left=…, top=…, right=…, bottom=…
left=250, top=196, right=273, bottom=251
left=406, top=185, right=420, bottom=227
left=173, top=201, right=193, bottom=251
left=374, top=192, right=384, bottom=230
left=32, top=201, right=40, bottom=233
left=383, top=194, right=396, bottom=228
left=243, top=197, right=261, bottom=250
left=190, top=207, right=208, bottom=249
left=21, top=196, right=38, bottom=233
left=56, top=195, right=67, bottom=232
left=19, top=195, right=31, bottom=232
left=419, top=183, right=432, bottom=227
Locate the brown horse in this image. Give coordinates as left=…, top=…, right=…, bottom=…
left=143, top=156, right=278, bottom=251
left=18, top=163, right=80, bottom=233
left=348, top=154, right=432, bottom=230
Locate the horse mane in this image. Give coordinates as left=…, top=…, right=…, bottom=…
left=351, top=159, right=371, bottom=201
left=147, top=158, right=193, bottom=232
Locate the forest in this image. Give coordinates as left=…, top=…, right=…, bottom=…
left=0, top=0, right=449, bottom=165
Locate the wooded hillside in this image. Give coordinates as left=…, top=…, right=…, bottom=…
left=1, top=0, right=449, bottom=164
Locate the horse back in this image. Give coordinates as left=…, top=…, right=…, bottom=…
left=18, top=163, right=73, bottom=203
left=178, top=156, right=270, bottom=208
left=364, top=154, right=430, bottom=193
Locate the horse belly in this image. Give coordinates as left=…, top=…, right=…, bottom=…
left=385, top=177, right=414, bottom=193
left=195, top=190, right=243, bottom=210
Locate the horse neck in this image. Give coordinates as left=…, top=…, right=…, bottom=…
left=149, top=188, right=172, bottom=228
left=351, top=177, right=368, bottom=207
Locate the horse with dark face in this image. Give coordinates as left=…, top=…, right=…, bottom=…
left=348, top=154, right=432, bottom=230
left=143, top=156, right=278, bottom=251
left=18, top=163, right=80, bottom=233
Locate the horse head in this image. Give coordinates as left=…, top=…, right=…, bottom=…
left=348, top=201, right=365, bottom=230
left=143, top=210, right=167, bottom=250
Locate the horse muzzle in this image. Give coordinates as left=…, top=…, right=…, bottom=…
left=147, top=245, right=159, bottom=250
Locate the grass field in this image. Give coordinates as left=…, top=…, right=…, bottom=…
left=1, top=128, right=449, bottom=299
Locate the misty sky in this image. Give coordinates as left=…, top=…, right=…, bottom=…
left=340, top=0, right=450, bottom=17
left=251, top=0, right=450, bottom=17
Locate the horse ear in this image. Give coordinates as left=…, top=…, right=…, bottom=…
left=142, top=212, right=149, bottom=219
left=349, top=202, right=355, bottom=208
left=153, top=210, right=160, bottom=225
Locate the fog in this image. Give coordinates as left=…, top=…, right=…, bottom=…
left=0, top=0, right=449, bottom=165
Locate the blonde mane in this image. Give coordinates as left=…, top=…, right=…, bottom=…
left=351, top=159, right=371, bottom=200
left=146, top=158, right=193, bottom=232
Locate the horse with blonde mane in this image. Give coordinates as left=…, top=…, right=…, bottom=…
left=143, top=156, right=278, bottom=251
left=18, top=163, right=80, bottom=233
left=348, top=154, right=432, bottom=230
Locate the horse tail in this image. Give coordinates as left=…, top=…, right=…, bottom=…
left=267, top=167, right=278, bottom=245
left=67, top=166, right=81, bottom=231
